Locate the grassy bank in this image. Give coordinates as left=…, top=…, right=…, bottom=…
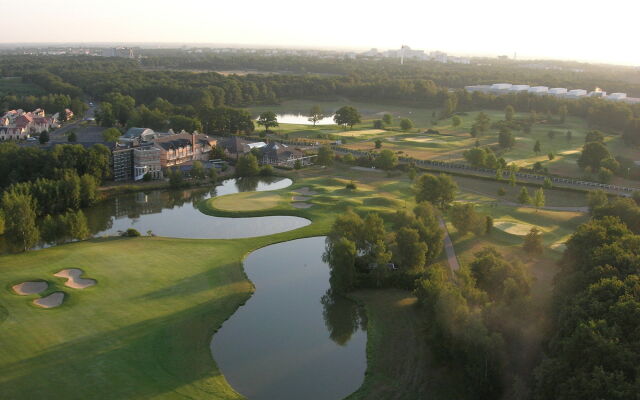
left=0, top=163, right=586, bottom=399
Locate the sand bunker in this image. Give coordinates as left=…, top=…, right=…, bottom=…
left=551, top=242, right=567, bottom=252
left=293, top=196, right=311, bottom=201
left=292, top=202, right=313, bottom=209
left=494, top=220, right=537, bottom=236
left=295, top=187, right=318, bottom=196
left=33, top=292, right=65, bottom=309
left=12, top=281, right=48, bottom=295
left=560, top=149, right=581, bottom=155
left=54, top=269, right=96, bottom=289
left=404, top=137, right=446, bottom=144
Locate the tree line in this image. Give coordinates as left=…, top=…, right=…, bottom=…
left=533, top=194, right=640, bottom=398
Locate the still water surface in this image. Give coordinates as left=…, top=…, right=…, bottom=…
left=264, top=113, right=336, bottom=125
left=211, top=236, right=367, bottom=400
left=0, top=178, right=309, bottom=252
left=84, top=177, right=309, bottom=239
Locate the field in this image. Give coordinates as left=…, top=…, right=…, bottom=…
left=250, top=99, right=638, bottom=186
left=0, top=165, right=590, bottom=399
left=0, top=77, right=44, bottom=96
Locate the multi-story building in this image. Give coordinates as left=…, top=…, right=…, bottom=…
left=260, top=142, right=315, bottom=167
left=112, top=147, right=134, bottom=182
left=155, top=133, right=216, bottom=167
left=133, top=146, right=163, bottom=181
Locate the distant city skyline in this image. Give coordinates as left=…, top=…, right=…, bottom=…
left=5, top=0, right=639, bottom=66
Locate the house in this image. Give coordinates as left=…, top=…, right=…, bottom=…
left=260, top=142, right=314, bottom=167
left=154, top=132, right=217, bottom=168
left=218, top=136, right=266, bottom=156
left=0, top=108, right=57, bottom=140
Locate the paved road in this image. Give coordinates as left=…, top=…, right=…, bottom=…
left=438, top=218, right=460, bottom=272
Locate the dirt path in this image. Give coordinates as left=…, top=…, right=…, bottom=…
left=439, top=218, right=460, bottom=272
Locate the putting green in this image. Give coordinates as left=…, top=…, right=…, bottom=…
left=211, top=191, right=284, bottom=211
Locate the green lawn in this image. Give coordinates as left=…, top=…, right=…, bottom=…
left=249, top=98, right=635, bottom=182
left=0, top=163, right=589, bottom=399
left=0, top=165, right=422, bottom=400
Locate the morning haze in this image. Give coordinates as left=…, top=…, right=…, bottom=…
left=1, top=1, right=639, bottom=399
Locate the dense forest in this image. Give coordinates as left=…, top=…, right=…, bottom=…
left=1, top=55, right=640, bottom=141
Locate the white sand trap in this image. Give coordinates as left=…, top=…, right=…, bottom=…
left=12, top=281, right=48, bottom=295
left=494, top=220, right=537, bottom=236
left=54, top=269, right=96, bottom=289
left=295, top=187, right=318, bottom=196
left=292, top=202, right=313, bottom=209
left=551, top=242, right=567, bottom=252
left=560, top=149, right=581, bottom=155
left=293, top=195, right=311, bottom=201
left=34, top=292, right=65, bottom=308
left=404, top=137, right=445, bottom=144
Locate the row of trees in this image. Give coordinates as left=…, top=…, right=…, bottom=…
left=0, top=142, right=111, bottom=189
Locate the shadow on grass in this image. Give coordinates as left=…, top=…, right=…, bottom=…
left=0, top=294, right=247, bottom=400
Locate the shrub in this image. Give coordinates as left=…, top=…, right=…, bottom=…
left=122, top=228, right=141, bottom=237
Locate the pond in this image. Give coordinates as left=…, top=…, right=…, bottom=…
left=0, top=178, right=310, bottom=252
left=210, top=236, right=367, bottom=400
left=84, top=177, right=309, bottom=240
left=264, top=113, right=336, bottom=125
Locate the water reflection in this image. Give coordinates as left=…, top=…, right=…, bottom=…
left=321, top=289, right=368, bottom=346
left=211, top=236, right=366, bottom=400
left=258, top=113, right=336, bottom=125
left=0, top=178, right=308, bottom=252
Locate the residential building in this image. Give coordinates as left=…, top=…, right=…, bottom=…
left=260, top=142, right=314, bottom=167
left=218, top=136, right=266, bottom=157
left=112, top=146, right=134, bottom=181
left=0, top=108, right=57, bottom=140
left=154, top=132, right=217, bottom=168
left=133, top=146, right=162, bottom=181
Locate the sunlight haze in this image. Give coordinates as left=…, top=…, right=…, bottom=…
left=5, top=0, right=639, bottom=65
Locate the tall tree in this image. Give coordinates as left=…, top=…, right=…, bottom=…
left=505, top=105, right=515, bottom=121
left=518, top=187, right=531, bottom=205
left=333, top=106, right=361, bottom=129
left=257, top=111, right=278, bottom=132
left=415, top=173, right=458, bottom=209
left=400, top=118, right=414, bottom=131
left=308, top=105, right=325, bottom=126
left=2, top=192, right=39, bottom=252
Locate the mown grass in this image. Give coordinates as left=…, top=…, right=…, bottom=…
left=250, top=99, right=634, bottom=183
left=0, top=163, right=587, bottom=399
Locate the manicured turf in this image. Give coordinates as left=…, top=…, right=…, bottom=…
left=211, top=191, right=286, bottom=211
left=0, top=163, right=588, bottom=399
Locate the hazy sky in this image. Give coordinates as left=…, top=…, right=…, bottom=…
left=5, top=0, right=639, bottom=65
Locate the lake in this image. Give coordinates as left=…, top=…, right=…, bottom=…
left=84, top=177, right=309, bottom=240
left=264, top=113, right=336, bottom=125
left=210, top=236, right=367, bottom=400
left=0, top=178, right=310, bottom=252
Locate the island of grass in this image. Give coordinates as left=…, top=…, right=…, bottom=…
left=211, top=191, right=288, bottom=212
left=0, top=164, right=591, bottom=399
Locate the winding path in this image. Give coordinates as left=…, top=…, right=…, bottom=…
left=438, top=218, right=460, bottom=272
